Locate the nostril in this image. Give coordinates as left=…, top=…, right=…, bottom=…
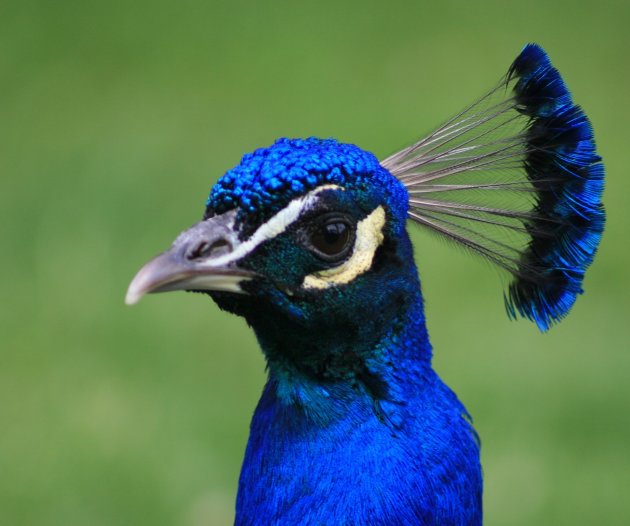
left=188, top=239, right=232, bottom=260
left=188, top=241, right=210, bottom=260
left=206, top=239, right=232, bottom=258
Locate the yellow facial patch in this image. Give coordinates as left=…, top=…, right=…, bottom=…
left=302, top=206, right=386, bottom=289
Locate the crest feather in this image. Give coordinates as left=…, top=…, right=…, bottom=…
left=383, top=44, right=605, bottom=330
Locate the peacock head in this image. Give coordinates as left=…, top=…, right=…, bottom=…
left=126, top=138, right=421, bottom=370
left=127, top=44, right=606, bottom=352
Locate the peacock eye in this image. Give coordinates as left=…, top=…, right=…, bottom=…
left=307, top=216, right=354, bottom=261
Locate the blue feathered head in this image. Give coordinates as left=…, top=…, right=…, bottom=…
left=205, top=137, right=409, bottom=238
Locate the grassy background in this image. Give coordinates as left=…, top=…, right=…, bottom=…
left=2, top=0, right=629, bottom=524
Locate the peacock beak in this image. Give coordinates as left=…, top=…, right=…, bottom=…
left=125, top=210, right=255, bottom=305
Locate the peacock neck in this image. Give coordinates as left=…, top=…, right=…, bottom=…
left=254, top=286, right=433, bottom=426
left=235, top=289, right=482, bottom=524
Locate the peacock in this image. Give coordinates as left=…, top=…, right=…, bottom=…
left=126, top=44, right=604, bottom=525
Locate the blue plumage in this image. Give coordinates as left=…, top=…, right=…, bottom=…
left=126, top=44, right=604, bottom=525
left=506, top=44, right=605, bottom=329
left=382, top=43, right=605, bottom=331
left=205, top=138, right=406, bottom=237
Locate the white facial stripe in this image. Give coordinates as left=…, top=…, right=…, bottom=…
left=302, top=206, right=386, bottom=289
left=202, top=185, right=342, bottom=268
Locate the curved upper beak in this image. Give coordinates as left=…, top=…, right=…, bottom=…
left=125, top=210, right=254, bottom=305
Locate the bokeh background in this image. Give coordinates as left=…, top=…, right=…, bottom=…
left=2, top=1, right=629, bottom=524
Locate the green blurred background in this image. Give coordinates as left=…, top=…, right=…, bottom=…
left=2, top=0, right=629, bottom=524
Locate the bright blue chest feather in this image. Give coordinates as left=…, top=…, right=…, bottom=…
left=236, top=297, right=482, bottom=525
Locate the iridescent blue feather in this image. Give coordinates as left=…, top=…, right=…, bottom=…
left=383, top=44, right=605, bottom=330
left=507, top=45, right=605, bottom=329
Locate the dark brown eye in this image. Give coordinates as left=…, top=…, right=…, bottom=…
left=310, top=219, right=353, bottom=258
